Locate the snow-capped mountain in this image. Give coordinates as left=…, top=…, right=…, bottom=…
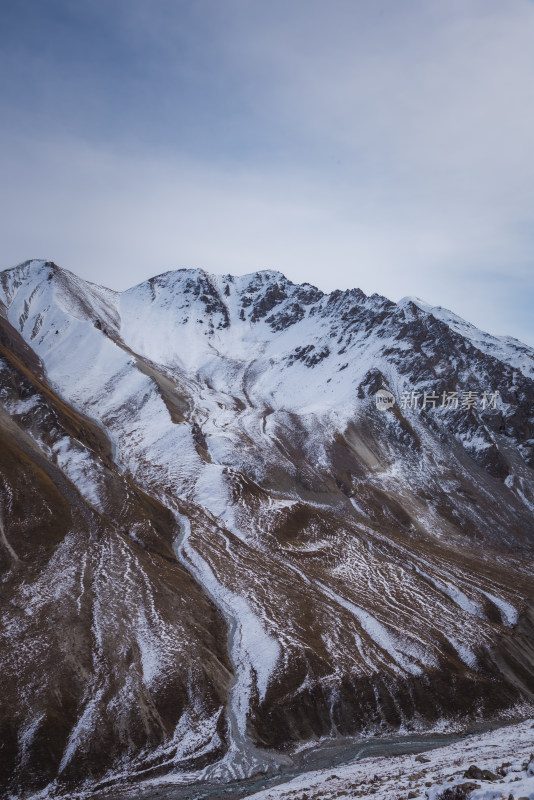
left=0, top=259, right=533, bottom=798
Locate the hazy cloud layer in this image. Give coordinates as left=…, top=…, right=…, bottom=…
left=1, top=0, right=533, bottom=344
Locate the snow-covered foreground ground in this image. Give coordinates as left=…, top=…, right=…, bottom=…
left=244, top=719, right=534, bottom=800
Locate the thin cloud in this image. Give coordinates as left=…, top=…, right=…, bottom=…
left=0, top=0, right=533, bottom=345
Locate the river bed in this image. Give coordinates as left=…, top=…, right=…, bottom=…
left=94, top=717, right=516, bottom=800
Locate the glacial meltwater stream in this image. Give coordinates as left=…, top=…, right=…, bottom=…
left=99, top=729, right=477, bottom=800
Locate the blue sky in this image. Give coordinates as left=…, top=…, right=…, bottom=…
left=1, top=0, right=534, bottom=345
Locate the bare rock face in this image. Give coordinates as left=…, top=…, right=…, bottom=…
left=0, top=260, right=533, bottom=796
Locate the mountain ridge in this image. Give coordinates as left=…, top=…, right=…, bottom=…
left=4, top=259, right=533, bottom=379
left=0, top=259, right=533, bottom=797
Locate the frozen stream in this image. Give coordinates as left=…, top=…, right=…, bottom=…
left=173, top=513, right=284, bottom=782
left=96, top=728, right=480, bottom=800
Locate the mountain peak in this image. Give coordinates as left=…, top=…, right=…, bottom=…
left=0, top=258, right=533, bottom=795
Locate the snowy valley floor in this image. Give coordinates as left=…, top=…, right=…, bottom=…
left=242, top=718, right=534, bottom=800
left=80, top=716, right=534, bottom=800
